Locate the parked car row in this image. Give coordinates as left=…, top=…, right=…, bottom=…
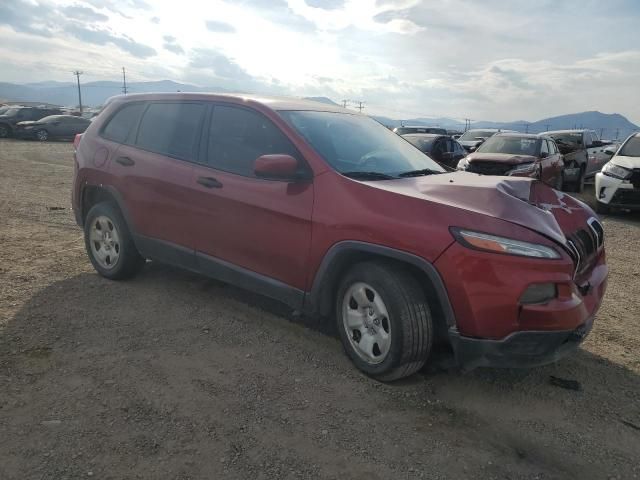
left=0, top=106, right=91, bottom=140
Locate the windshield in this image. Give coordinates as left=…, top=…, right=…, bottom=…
left=459, top=130, right=496, bottom=141
left=477, top=136, right=539, bottom=156
left=403, top=136, right=437, bottom=151
left=3, top=108, right=21, bottom=117
left=619, top=136, right=640, bottom=157
left=280, top=111, right=445, bottom=178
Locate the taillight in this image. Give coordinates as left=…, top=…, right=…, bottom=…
left=74, top=133, right=83, bottom=149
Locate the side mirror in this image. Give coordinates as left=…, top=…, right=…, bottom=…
left=540, top=151, right=549, bottom=159
left=603, top=146, right=616, bottom=156
left=468, top=146, right=477, bottom=153
left=254, top=154, right=301, bottom=180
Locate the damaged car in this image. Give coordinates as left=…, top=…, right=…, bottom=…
left=594, top=132, right=640, bottom=213
left=73, top=93, right=608, bottom=380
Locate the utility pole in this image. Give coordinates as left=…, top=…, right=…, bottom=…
left=524, top=123, right=529, bottom=134
left=464, top=119, right=471, bottom=132
left=615, top=128, right=620, bottom=140
left=341, top=99, right=349, bottom=108
left=73, top=70, right=83, bottom=114
left=122, top=67, right=128, bottom=95
left=355, top=101, right=365, bottom=113
left=545, top=124, right=551, bottom=131
left=599, top=128, right=604, bottom=139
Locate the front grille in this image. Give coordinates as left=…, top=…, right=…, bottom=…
left=611, top=188, right=640, bottom=206
left=466, top=161, right=512, bottom=176
left=566, top=218, right=604, bottom=278
left=630, top=169, right=640, bottom=189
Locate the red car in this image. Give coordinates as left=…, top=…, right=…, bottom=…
left=458, top=133, right=565, bottom=190
left=72, top=94, right=607, bottom=380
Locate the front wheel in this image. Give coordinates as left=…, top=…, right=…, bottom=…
left=35, top=129, right=49, bottom=141
left=84, top=202, right=145, bottom=280
left=595, top=200, right=611, bottom=215
left=336, top=261, right=433, bottom=381
left=0, top=124, right=10, bottom=138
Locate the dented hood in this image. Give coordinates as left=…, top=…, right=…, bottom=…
left=373, top=172, right=594, bottom=245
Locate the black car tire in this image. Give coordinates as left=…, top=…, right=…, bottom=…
left=0, top=124, right=10, bottom=138
left=563, top=162, right=585, bottom=193
left=84, top=201, right=145, bottom=280
left=595, top=200, right=611, bottom=215
left=336, top=261, right=433, bottom=382
left=35, top=129, right=49, bottom=142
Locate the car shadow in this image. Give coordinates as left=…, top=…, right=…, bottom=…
left=2, top=261, right=639, bottom=478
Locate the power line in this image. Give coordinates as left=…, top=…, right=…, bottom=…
left=72, top=70, right=83, bottom=114
left=122, top=67, right=128, bottom=95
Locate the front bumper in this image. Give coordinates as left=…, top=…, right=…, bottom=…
left=595, top=172, right=640, bottom=209
left=449, top=315, right=594, bottom=370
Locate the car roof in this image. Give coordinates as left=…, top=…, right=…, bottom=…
left=546, top=129, right=591, bottom=134
left=401, top=133, right=444, bottom=139
left=493, top=132, right=540, bottom=139
left=108, top=93, right=349, bottom=113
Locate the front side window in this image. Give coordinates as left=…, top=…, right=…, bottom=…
left=540, top=139, right=549, bottom=155
left=208, top=106, right=299, bottom=177
left=102, top=103, right=146, bottom=144
left=548, top=132, right=583, bottom=151
left=136, top=102, right=204, bottom=160
left=280, top=110, right=444, bottom=178
left=619, top=136, right=640, bottom=157
left=477, top=136, right=539, bottom=156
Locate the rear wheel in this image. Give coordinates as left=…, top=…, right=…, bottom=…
left=336, top=261, right=433, bottom=381
left=84, top=202, right=145, bottom=280
left=563, top=162, right=585, bottom=193
left=35, top=129, right=49, bottom=141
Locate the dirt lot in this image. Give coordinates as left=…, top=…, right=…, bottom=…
left=0, top=139, right=639, bottom=480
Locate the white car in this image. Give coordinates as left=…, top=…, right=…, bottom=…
left=594, top=132, right=640, bottom=214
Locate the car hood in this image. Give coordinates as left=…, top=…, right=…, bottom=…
left=459, top=139, right=484, bottom=147
left=373, top=172, right=594, bottom=245
left=467, top=153, right=538, bottom=165
left=16, top=121, right=37, bottom=126
left=611, top=155, right=640, bottom=169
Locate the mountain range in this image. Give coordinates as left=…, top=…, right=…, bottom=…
left=1, top=80, right=637, bottom=140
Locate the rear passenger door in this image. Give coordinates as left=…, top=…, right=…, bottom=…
left=190, top=104, right=314, bottom=294
left=107, top=101, right=205, bottom=266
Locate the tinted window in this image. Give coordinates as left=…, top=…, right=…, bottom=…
left=453, top=140, right=466, bottom=154
left=136, top=103, right=205, bottom=160
left=459, top=130, right=497, bottom=141
left=208, top=106, right=298, bottom=177
left=403, top=135, right=437, bottom=152
left=619, top=136, right=640, bottom=157
left=102, top=103, right=145, bottom=143
left=280, top=110, right=444, bottom=176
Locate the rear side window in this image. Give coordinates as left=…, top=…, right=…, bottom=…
left=208, top=105, right=298, bottom=177
left=541, top=140, right=549, bottom=155
left=102, top=103, right=145, bottom=144
left=136, top=102, right=205, bottom=161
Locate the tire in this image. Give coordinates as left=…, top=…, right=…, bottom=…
left=595, top=200, right=611, bottom=215
left=0, top=124, right=10, bottom=138
left=336, top=261, right=433, bottom=381
left=84, top=201, right=145, bottom=280
left=563, top=162, right=585, bottom=193
left=35, top=129, right=49, bottom=141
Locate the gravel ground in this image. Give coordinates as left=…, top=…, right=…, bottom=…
left=0, top=139, right=639, bottom=480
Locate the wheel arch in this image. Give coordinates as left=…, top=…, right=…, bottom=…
left=304, top=241, right=456, bottom=338
left=80, top=184, right=135, bottom=233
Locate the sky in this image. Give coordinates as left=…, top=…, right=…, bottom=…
left=0, top=0, right=639, bottom=123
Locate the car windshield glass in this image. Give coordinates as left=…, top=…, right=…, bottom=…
left=459, top=130, right=496, bottom=141
left=548, top=132, right=582, bottom=148
left=619, top=136, right=640, bottom=157
left=279, top=111, right=445, bottom=178
left=477, top=136, right=539, bottom=155
left=3, top=108, right=21, bottom=117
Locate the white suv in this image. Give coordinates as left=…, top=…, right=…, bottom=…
left=594, top=132, right=640, bottom=214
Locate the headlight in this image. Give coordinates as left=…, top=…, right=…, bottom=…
left=451, top=228, right=561, bottom=259
left=457, top=158, right=469, bottom=170
left=602, top=162, right=631, bottom=180
left=507, top=162, right=539, bottom=176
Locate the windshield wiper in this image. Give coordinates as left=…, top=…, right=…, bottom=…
left=342, top=171, right=396, bottom=180
left=398, top=168, right=443, bottom=177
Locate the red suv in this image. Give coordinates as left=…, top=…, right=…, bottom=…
left=72, top=93, right=608, bottom=381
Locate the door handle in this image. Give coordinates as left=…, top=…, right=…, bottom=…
left=197, top=176, right=223, bottom=188
left=115, top=156, right=135, bottom=166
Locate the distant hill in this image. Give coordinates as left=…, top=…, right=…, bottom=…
left=0, top=81, right=637, bottom=139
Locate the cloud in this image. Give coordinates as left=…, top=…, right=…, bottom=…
left=0, top=0, right=56, bottom=37
left=205, top=20, right=236, bottom=33
left=61, top=5, right=109, bottom=22
left=150, top=16, right=160, bottom=24
left=305, top=0, right=346, bottom=9
left=189, top=49, right=251, bottom=80
left=65, top=25, right=156, bottom=58
left=163, top=35, right=184, bottom=55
